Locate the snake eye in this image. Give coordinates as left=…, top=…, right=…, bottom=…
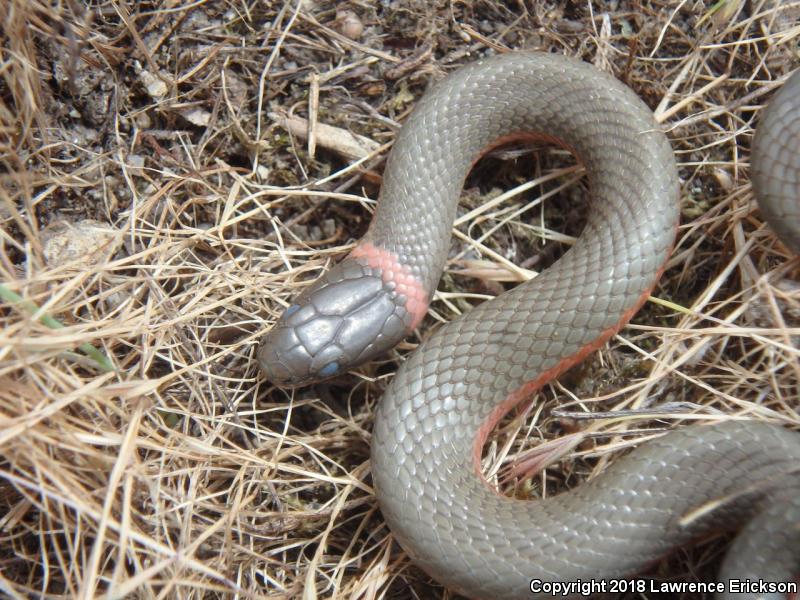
left=284, top=304, right=300, bottom=318
left=318, top=361, right=340, bottom=378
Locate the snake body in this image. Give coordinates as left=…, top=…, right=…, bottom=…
left=258, top=54, right=800, bottom=598
left=751, top=70, right=800, bottom=253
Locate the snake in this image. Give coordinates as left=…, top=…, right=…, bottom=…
left=258, top=53, right=800, bottom=599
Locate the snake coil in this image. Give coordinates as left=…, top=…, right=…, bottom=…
left=259, top=55, right=800, bottom=599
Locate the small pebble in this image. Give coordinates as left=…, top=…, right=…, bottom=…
left=41, top=220, right=119, bottom=268
left=335, top=10, right=364, bottom=40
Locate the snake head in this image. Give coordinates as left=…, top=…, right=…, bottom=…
left=257, top=256, right=415, bottom=387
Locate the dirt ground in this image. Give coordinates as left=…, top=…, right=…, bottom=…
left=1, top=0, right=798, bottom=598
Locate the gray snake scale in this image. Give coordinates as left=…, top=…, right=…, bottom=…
left=258, top=54, right=800, bottom=598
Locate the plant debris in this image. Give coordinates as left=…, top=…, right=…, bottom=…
left=1, top=1, right=798, bottom=598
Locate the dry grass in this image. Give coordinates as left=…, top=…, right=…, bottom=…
left=1, top=0, right=798, bottom=598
